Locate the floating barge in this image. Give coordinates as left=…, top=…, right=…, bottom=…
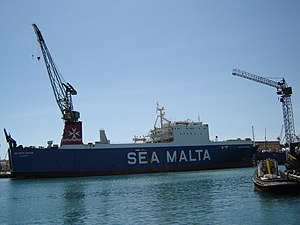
left=4, top=24, right=257, bottom=179
left=5, top=105, right=257, bottom=178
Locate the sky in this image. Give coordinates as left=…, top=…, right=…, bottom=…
left=0, top=0, right=299, bottom=159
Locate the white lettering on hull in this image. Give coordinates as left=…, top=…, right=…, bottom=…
left=167, top=151, right=176, bottom=162
left=203, top=149, right=211, bottom=161
left=179, top=151, right=188, bottom=162
left=138, top=152, right=147, bottom=164
left=189, top=150, right=196, bottom=162
left=195, top=149, right=203, bottom=160
left=127, top=152, right=137, bottom=165
left=151, top=151, right=160, bottom=163
left=127, top=149, right=211, bottom=165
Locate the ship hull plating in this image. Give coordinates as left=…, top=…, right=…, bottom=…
left=9, top=144, right=256, bottom=178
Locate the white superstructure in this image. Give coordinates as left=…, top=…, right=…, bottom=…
left=133, top=104, right=210, bottom=145
left=60, top=104, right=253, bottom=150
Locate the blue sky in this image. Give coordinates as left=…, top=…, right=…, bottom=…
left=0, top=0, right=299, bottom=159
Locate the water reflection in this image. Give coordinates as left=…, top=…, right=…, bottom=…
left=80, top=172, right=217, bottom=224
left=63, top=180, right=86, bottom=224
left=141, top=172, right=215, bottom=223
left=2, top=168, right=300, bottom=225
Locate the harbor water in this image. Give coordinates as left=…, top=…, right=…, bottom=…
left=0, top=167, right=299, bottom=225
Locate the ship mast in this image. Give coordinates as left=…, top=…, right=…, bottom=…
left=154, top=103, right=171, bottom=129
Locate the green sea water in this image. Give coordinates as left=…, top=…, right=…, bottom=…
left=0, top=167, right=299, bottom=225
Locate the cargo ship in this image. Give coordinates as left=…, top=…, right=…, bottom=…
left=5, top=104, right=257, bottom=178
left=3, top=24, right=257, bottom=178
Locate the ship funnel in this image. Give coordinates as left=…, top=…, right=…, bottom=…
left=99, top=129, right=110, bottom=144
left=61, top=121, right=83, bottom=145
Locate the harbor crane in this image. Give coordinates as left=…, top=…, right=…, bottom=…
left=232, top=69, right=299, bottom=147
left=32, top=24, right=80, bottom=122
left=32, top=24, right=82, bottom=145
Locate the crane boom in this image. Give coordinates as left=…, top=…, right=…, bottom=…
left=32, top=23, right=80, bottom=122
left=232, top=69, right=280, bottom=88
left=32, top=24, right=82, bottom=145
left=232, top=68, right=298, bottom=145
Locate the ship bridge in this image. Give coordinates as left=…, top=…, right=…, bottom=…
left=170, top=121, right=210, bottom=145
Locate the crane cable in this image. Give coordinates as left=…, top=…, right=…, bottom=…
left=32, top=30, right=41, bottom=61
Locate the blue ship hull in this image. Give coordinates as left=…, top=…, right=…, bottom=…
left=9, top=143, right=256, bottom=178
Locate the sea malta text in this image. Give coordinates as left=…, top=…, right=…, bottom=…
left=127, top=149, right=211, bottom=165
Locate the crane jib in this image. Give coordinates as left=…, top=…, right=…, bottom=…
left=232, top=68, right=298, bottom=145
left=32, top=24, right=80, bottom=122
